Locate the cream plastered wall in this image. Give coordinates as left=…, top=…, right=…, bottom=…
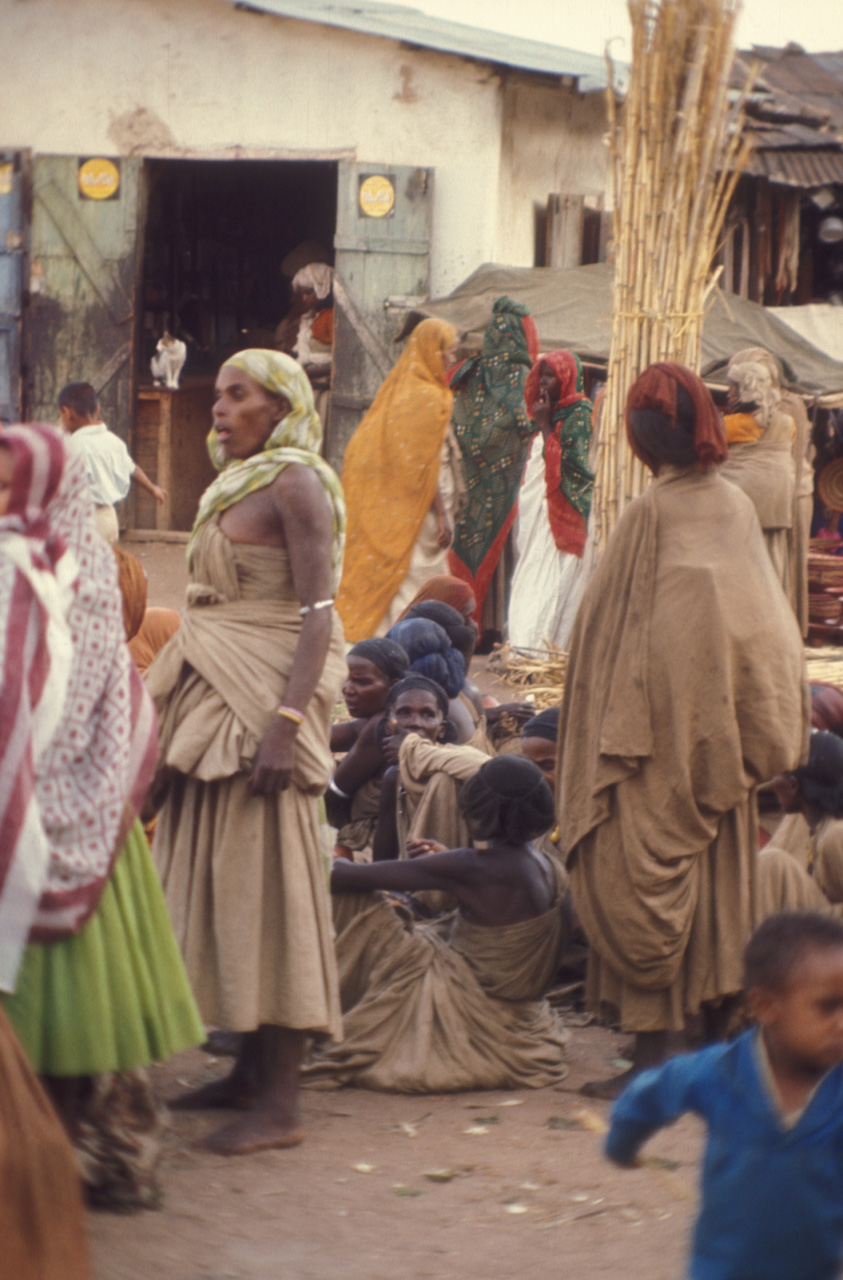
left=1, top=0, right=609, bottom=293
left=498, top=76, right=611, bottom=265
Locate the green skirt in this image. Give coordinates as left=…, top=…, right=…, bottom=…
left=3, top=822, right=205, bottom=1076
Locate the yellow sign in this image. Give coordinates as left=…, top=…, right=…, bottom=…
left=0, top=163, right=13, bottom=197
left=78, top=157, right=120, bottom=201
left=358, top=174, right=395, bottom=219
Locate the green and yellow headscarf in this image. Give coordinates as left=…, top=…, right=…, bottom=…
left=188, top=349, right=346, bottom=588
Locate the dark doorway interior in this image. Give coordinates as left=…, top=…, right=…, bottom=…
left=140, top=158, right=338, bottom=375
left=132, top=158, right=338, bottom=532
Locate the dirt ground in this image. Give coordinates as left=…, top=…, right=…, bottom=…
left=90, top=1032, right=703, bottom=1280
left=90, top=541, right=705, bottom=1280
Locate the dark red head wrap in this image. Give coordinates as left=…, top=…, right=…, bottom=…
left=625, top=362, right=727, bottom=475
left=524, top=350, right=588, bottom=417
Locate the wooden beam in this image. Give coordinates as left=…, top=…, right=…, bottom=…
left=332, top=275, right=392, bottom=380
left=90, top=341, right=131, bottom=394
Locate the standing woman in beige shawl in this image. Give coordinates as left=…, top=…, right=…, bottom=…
left=721, top=354, right=797, bottom=613
left=727, top=347, right=813, bottom=635
left=147, top=350, right=347, bottom=1157
left=558, top=363, right=807, bottom=1098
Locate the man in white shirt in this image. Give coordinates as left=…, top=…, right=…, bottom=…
left=58, top=381, right=167, bottom=543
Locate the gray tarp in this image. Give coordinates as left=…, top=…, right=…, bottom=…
left=409, top=262, right=843, bottom=397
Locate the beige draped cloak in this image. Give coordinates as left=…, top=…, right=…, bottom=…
left=146, top=516, right=345, bottom=1037
left=397, top=734, right=489, bottom=853
left=558, top=466, right=808, bottom=1033
left=719, top=408, right=797, bottom=610
left=301, top=871, right=569, bottom=1092
left=394, top=734, right=490, bottom=913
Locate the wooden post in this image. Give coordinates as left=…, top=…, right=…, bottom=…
left=546, top=194, right=585, bottom=269
left=156, top=390, right=172, bottom=533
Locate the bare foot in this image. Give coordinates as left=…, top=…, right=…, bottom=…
left=169, top=1073, right=257, bottom=1111
left=199, top=1110, right=306, bottom=1156
left=580, top=1066, right=638, bottom=1101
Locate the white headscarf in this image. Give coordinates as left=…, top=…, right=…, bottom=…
left=292, top=263, right=333, bottom=302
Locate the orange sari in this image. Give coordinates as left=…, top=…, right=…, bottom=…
left=336, top=318, right=456, bottom=641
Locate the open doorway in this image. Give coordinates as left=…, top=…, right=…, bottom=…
left=133, top=158, right=338, bottom=531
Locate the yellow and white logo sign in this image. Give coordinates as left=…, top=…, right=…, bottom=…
left=78, top=157, right=120, bottom=201
left=358, top=174, right=395, bottom=219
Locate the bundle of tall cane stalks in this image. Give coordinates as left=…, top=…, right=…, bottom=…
left=594, top=0, right=755, bottom=547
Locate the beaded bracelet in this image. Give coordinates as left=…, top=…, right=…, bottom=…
left=276, top=705, right=305, bottom=727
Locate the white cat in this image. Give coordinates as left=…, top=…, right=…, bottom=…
left=151, top=332, right=187, bottom=391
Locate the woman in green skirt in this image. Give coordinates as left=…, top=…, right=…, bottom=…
left=0, top=425, right=204, bottom=1210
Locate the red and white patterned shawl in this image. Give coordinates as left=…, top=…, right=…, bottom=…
left=0, top=425, right=76, bottom=991
left=27, top=430, right=158, bottom=942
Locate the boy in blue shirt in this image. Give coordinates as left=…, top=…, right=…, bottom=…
left=607, top=912, right=843, bottom=1280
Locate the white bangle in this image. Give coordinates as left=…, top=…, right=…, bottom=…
left=329, top=779, right=350, bottom=800
left=299, top=598, right=334, bottom=617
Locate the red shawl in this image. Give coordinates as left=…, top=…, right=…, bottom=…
left=525, top=351, right=591, bottom=557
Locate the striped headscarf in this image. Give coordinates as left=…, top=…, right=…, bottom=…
left=0, top=426, right=76, bottom=992
left=189, top=349, right=346, bottom=588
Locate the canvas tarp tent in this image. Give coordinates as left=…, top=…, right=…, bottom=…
left=406, top=262, right=843, bottom=400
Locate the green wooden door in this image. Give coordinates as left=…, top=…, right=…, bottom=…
left=25, top=155, right=144, bottom=445
left=0, top=150, right=28, bottom=424
left=329, top=162, right=433, bottom=468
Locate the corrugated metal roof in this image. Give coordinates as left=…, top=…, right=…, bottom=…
left=231, top=0, right=620, bottom=91
left=749, top=123, right=838, bottom=149
left=738, top=46, right=843, bottom=132
left=751, top=48, right=843, bottom=99
left=745, top=147, right=843, bottom=188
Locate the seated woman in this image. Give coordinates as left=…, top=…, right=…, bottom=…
left=759, top=731, right=843, bottom=919
left=520, top=707, right=561, bottom=853
left=758, top=682, right=843, bottom=855
left=370, top=675, right=488, bottom=864
left=405, top=599, right=533, bottom=747
left=385, top=616, right=477, bottom=744
left=302, top=756, right=570, bottom=1092
left=399, top=601, right=483, bottom=743
left=327, top=637, right=409, bottom=861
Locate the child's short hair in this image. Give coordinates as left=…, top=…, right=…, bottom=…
left=744, top=912, right=843, bottom=991
left=459, top=755, right=555, bottom=844
left=58, top=381, right=98, bottom=417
